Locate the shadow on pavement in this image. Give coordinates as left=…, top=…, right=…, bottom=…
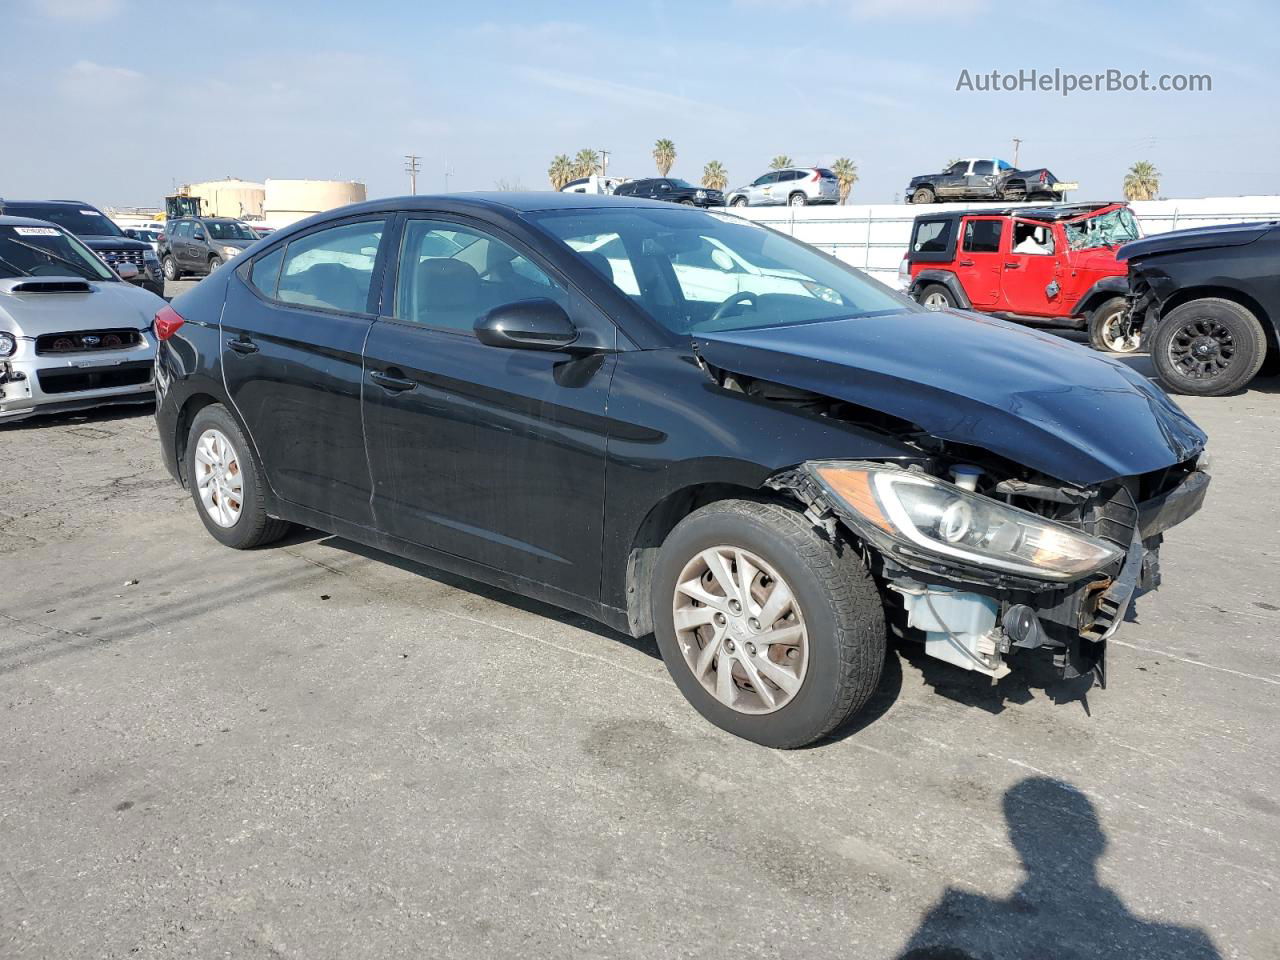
left=0, top=400, right=155, bottom=431
left=896, top=776, right=1222, bottom=960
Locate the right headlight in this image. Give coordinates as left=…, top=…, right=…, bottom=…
left=807, top=462, right=1123, bottom=582
left=0, top=331, right=16, bottom=358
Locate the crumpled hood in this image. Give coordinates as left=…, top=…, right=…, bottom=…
left=0, top=276, right=165, bottom=337
left=693, top=308, right=1206, bottom=486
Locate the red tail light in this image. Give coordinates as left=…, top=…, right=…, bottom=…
left=810, top=170, right=820, bottom=182
left=1039, top=170, right=1048, bottom=183
left=153, top=305, right=185, bottom=341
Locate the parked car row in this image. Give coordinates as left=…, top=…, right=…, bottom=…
left=564, top=167, right=841, bottom=208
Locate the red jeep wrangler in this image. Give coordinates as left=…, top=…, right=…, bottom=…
left=900, top=202, right=1142, bottom=352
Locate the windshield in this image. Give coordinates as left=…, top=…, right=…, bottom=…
left=206, top=220, right=259, bottom=241
left=2, top=204, right=124, bottom=238
left=531, top=207, right=907, bottom=334
left=0, top=224, right=116, bottom=281
left=1065, top=207, right=1141, bottom=250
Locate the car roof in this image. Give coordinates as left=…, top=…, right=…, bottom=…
left=333, top=192, right=678, bottom=216
left=0, top=199, right=93, bottom=208
left=915, top=202, right=1122, bottom=223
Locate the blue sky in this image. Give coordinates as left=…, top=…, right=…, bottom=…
left=2, top=0, right=1277, bottom=207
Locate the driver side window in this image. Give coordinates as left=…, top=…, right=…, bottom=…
left=395, top=219, right=566, bottom=332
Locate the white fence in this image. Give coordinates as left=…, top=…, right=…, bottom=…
left=735, top=195, right=1280, bottom=287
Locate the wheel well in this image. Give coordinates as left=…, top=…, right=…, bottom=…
left=173, top=393, right=221, bottom=486
left=1158, top=286, right=1276, bottom=357
left=623, top=482, right=782, bottom=637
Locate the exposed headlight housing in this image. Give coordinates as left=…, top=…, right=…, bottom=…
left=221, top=245, right=240, bottom=257
left=806, top=462, right=1122, bottom=582
left=0, top=331, right=16, bottom=358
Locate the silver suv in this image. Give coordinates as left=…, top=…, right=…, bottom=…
left=726, top=168, right=839, bottom=207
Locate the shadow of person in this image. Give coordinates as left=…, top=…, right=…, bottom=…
left=896, top=777, right=1221, bottom=960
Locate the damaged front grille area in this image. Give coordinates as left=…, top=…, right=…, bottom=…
left=35, top=329, right=144, bottom=355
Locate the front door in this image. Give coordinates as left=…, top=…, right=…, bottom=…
left=220, top=216, right=389, bottom=524
left=1001, top=220, right=1062, bottom=317
left=360, top=216, right=616, bottom=601
left=955, top=217, right=1004, bottom=307
left=756, top=172, right=780, bottom=204
left=936, top=161, right=970, bottom=198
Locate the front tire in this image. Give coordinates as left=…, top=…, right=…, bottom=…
left=185, top=404, right=291, bottom=549
left=207, top=255, right=224, bottom=274
left=1088, top=297, right=1141, bottom=353
left=731, top=196, right=748, bottom=208
left=651, top=500, right=885, bottom=748
left=1151, top=298, right=1267, bottom=396
left=911, top=186, right=936, bottom=204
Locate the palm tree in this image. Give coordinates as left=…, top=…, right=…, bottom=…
left=769, top=155, right=794, bottom=170
left=832, top=157, right=859, bottom=204
left=547, top=154, right=574, bottom=191
left=573, top=148, right=600, bottom=179
left=701, top=160, right=728, bottom=191
left=1123, top=161, right=1161, bottom=201
left=653, top=139, right=676, bottom=176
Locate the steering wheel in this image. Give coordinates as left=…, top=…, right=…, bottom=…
left=708, top=291, right=758, bottom=325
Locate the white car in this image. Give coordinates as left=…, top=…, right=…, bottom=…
left=0, top=216, right=163, bottom=422
left=726, top=168, right=840, bottom=207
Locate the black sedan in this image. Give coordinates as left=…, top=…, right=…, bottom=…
left=152, top=193, right=1208, bottom=747
left=613, top=178, right=723, bottom=206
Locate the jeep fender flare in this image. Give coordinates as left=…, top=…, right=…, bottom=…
left=909, top=269, right=972, bottom=309
left=1076, top=275, right=1129, bottom=317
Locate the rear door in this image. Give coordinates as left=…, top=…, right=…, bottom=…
left=360, top=215, right=616, bottom=600
left=221, top=216, right=389, bottom=524
left=967, top=160, right=997, bottom=198
left=955, top=217, right=1005, bottom=306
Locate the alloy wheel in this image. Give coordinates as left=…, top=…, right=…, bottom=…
left=1100, top=309, right=1141, bottom=352
left=923, top=291, right=949, bottom=309
left=193, top=428, right=244, bottom=528
left=1168, top=317, right=1235, bottom=380
left=672, top=546, right=808, bottom=715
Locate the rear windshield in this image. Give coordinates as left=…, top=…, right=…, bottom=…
left=0, top=223, right=115, bottom=281
left=816, top=169, right=836, bottom=179
left=1, top=204, right=124, bottom=238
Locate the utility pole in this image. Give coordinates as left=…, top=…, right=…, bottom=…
left=1011, top=138, right=1022, bottom=168
left=404, top=154, right=421, bottom=195
left=598, top=148, right=610, bottom=178
left=443, top=158, right=454, bottom=193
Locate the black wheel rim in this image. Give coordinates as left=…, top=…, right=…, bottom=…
left=1168, top=318, right=1235, bottom=380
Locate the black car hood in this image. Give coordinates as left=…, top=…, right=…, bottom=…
left=1118, top=222, right=1273, bottom=261
left=693, top=309, right=1205, bottom=486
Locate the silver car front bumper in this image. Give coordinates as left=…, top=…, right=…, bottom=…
left=0, top=334, right=155, bottom=422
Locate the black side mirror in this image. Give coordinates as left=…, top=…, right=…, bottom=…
left=475, top=298, right=579, bottom=351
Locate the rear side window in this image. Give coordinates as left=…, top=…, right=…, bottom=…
left=249, top=245, right=284, bottom=298
left=972, top=160, right=995, bottom=176
left=963, top=219, right=1003, bottom=253
left=275, top=220, right=385, bottom=314
left=912, top=219, right=953, bottom=254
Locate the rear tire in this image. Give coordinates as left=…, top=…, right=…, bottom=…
left=651, top=500, right=886, bottom=749
left=788, top=192, right=808, bottom=207
left=1088, top=297, right=1141, bottom=353
left=186, top=404, right=292, bottom=549
left=911, top=187, right=935, bottom=204
left=1151, top=298, right=1266, bottom=396
left=915, top=283, right=955, bottom=310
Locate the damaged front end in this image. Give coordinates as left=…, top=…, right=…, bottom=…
left=769, top=454, right=1209, bottom=684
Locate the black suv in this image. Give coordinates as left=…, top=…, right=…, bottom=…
left=0, top=199, right=163, bottom=295
left=1120, top=221, right=1280, bottom=396
left=613, top=178, right=723, bottom=207
left=158, top=217, right=261, bottom=280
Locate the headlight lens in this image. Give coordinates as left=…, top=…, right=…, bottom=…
left=144, top=250, right=159, bottom=261
left=0, top=332, right=15, bottom=357
left=808, top=463, right=1123, bottom=581
left=222, top=245, right=240, bottom=257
